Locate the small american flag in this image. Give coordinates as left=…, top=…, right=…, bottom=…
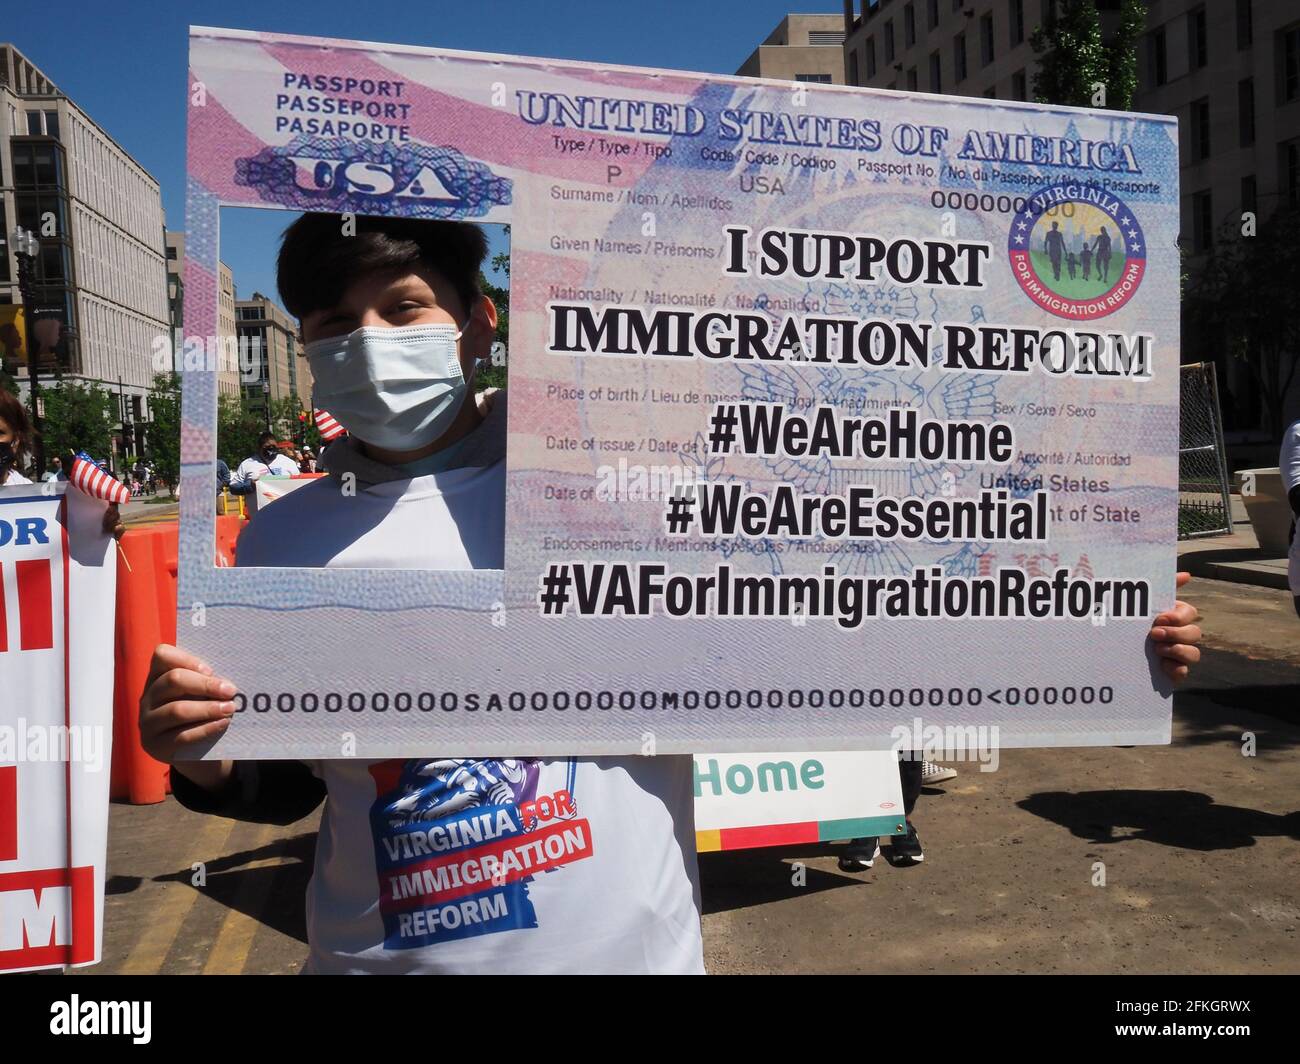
left=314, top=409, right=345, bottom=442
left=70, top=452, right=130, bottom=505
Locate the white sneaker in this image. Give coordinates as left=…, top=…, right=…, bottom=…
left=921, top=761, right=958, bottom=785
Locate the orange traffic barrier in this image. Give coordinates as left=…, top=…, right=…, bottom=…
left=215, top=513, right=243, bottom=566
left=111, top=523, right=178, bottom=804
left=111, top=516, right=246, bottom=803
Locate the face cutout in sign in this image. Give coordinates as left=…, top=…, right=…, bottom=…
left=181, top=27, right=1180, bottom=760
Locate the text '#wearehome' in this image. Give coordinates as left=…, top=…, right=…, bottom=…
left=180, top=27, right=1179, bottom=760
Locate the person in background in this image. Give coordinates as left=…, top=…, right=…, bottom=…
left=215, top=456, right=232, bottom=515
left=300, top=447, right=317, bottom=473
left=0, top=389, right=123, bottom=536
left=230, top=432, right=299, bottom=514
left=0, top=388, right=35, bottom=487
left=42, top=455, right=67, bottom=482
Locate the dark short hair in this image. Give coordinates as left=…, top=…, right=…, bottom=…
left=277, top=214, right=488, bottom=323
left=0, top=388, right=33, bottom=464
left=258, top=431, right=276, bottom=446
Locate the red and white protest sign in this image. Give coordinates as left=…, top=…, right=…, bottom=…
left=0, top=483, right=116, bottom=972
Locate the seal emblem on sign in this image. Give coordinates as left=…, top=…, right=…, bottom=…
left=1007, top=182, right=1146, bottom=321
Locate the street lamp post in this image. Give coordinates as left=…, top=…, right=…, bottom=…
left=11, top=226, right=44, bottom=475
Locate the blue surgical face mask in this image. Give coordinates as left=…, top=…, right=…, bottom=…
left=305, top=322, right=473, bottom=451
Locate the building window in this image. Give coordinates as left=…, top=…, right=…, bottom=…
left=1285, top=26, right=1300, bottom=102
left=1010, top=0, right=1025, bottom=47
left=1191, top=190, right=1214, bottom=252
left=981, top=13, right=995, bottom=66
left=867, top=37, right=878, bottom=78
left=1188, top=7, right=1207, bottom=70
left=1149, top=28, right=1167, bottom=87
left=11, top=141, right=65, bottom=190
left=885, top=19, right=895, bottom=63
left=1013, top=69, right=1028, bottom=101
left=905, top=3, right=916, bottom=47
left=907, top=67, right=918, bottom=91
left=43, top=111, right=59, bottom=141
left=38, top=242, right=69, bottom=284
left=1238, top=79, right=1255, bottom=146
left=850, top=50, right=860, bottom=85
left=1236, top=0, right=1252, bottom=50
left=927, top=0, right=939, bottom=31
left=1283, top=139, right=1300, bottom=207
left=26, top=111, right=40, bottom=135
left=1190, top=97, right=1211, bottom=160
left=930, top=51, right=942, bottom=93
left=954, top=32, right=968, bottom=82
left=1241, top=174, right=1257, bottom=216
left=795, top=73, right=832, bottom=83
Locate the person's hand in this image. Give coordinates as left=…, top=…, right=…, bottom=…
left=102, top=502, right=125, bottom=540
left=139, top=644, right=236, bottom=787
left=1149, top=572, right=1201, bottom=685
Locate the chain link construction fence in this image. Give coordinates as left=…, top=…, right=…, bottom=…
left=1179, top=362, right=1234, bottom=539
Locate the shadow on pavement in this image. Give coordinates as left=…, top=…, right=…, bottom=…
left=1018, top=789, right=1300, bottom=851
left=699, top=841, right=898, bottom=915
left=154, top=831, right=317, bottom=943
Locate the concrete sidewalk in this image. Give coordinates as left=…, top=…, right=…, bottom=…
left=1179, top=495, right=1289, bottom=591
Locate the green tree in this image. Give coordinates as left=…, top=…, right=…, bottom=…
left=1105, top=0, right=1146, bottom=112
left=1031, top=0, right=1133, bottom=109
left=478, top=270, right=510, bottom=391
left=216, top=393, right=264, bottom=469
left=269, top=394, right=308, bottom=443
left=40, top=379, right=116, bottom=469
left=147, top=372, right=182, bottom=495
left=1187, top=208, right=1300, bottom=440
left=479, top=224, right=510, bottom=390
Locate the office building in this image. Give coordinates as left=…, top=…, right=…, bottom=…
left=236, top=292, right=311, bottom=428
left=738, top=14, right=848, bottom=83
left=0, top=42, right=169, bottom=461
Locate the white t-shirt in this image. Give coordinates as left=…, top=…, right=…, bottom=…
left=233, top=453, right=300, bottom=513
left=235, top=461, right=507, bottom=569
left=235, top=400, right=704, bottom=974
left=1, top=470, right=32, bottom=486
left=1280, top=421, right=1300, bottom=594
left=234, top=452, right=300, bottom=485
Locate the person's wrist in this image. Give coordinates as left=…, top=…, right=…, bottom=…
left=172, top=758, right=234, bottom=792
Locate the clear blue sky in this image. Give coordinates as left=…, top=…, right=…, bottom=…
left=8, top=0, right=836, bottom=306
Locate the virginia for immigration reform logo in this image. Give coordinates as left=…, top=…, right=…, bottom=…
left=1007, top=182, right=1146, bottom=320
left=234, top=135, right=512, bottom=219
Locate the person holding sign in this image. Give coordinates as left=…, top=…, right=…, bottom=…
left=138, top=215, right=1202, bottom=974
left=230, top=432, right=300, bottom=515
